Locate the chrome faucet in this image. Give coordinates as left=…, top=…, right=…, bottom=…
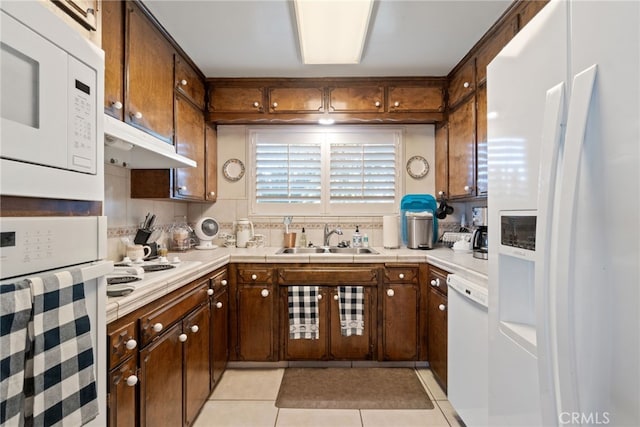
left=323, top=224, right=343, bottom=247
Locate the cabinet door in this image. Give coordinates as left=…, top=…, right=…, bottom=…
left=205, top=124, right=218, bottom=202
left=476, top=19, right=517, bottom=85
left=268, top=87, right=324, bottom=113
left=208, top=87, right=265, bottom=113
left=328, top=86, right=384, bottom=113
left=282, top=287, right=328, bottom=360
left=448, top=59, right=476, bottom=110
left=184, top=304, right=211, bottom=427
left=102, top=0, right=124, bottom=120
left=517, top=0, right=549, bottom=31
left=427, top=288, right=447, bottom=390
left=387, top=86, right=444, bottom=112
left=328, top=286, right=376, bottom=360
left=211, top=288, right=229, bottom=387
left=107, top=356, right=137, bottom=427
left=175, top=55, right=205, bottom=110
left=435, top=123, right=449, bottom=199
left=448, top=96, right=476, bottom=198
left=381, top=284, right=419, bottom=361
left=174, top=96, right=205, bottom=200
left=236, top=284, right=276, bottom=361
left=476, top=85, right=488, bottom=195
left=139, top=323, right=183, bottom=427
left=126, top=3, right=174, bottom=142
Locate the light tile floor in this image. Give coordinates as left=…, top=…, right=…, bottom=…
left=193, top=368, right=464, bottom=427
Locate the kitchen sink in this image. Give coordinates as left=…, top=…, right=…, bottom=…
left=276, top=247, right=378, bottom=255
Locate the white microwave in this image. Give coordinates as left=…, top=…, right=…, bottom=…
left=0, top=2, right=104, bottom=202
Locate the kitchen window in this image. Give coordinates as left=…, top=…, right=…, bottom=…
left=249, top=126, right=402, bottom=216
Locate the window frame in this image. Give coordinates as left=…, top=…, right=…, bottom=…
left=248, top=125, right=404, bottom=216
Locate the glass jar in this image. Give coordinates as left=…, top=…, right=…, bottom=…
left=170, top=216, right=193, bottom=251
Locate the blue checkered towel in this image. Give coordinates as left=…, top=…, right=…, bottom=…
left=338, top=286, right=364, bottom=336
left=0, top=268, right=99, bottom=426
left=288, top=286, right=319, bottom=339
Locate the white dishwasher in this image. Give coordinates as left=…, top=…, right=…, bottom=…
left=447, top=274, right=488, bottom=427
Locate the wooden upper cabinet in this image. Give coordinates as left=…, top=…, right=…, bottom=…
left=208, top=86, right=265, bottom=113
left=175, top=56, right=205, bottom=110
left=102, top=0, right=124, bottom=120
left=174, top=96, right=205, bottom=200
left=328, top=86, right=384, bottom=113
left=448, top=59, right=476, bottom=110
left=205, top=125, right=217, bottom=202
left=435, top=123, right=449, bottom=199
left=126, top=2, right=175, bottom=143
left=387, top=85, right=444, bottom=112
left=476, top=85, right=488, bottom=195
left=448, top=96, right=476, bottom=198
left=268, top=87, right=324, bottom=113
left=517, top=0, right=549, bottom=31
left=476, top=18, right=517, bottom=85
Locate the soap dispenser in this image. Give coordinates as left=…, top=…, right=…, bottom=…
left=299, top=227, right=307, bottom=248
left=352, top=225, right=362, bottom=247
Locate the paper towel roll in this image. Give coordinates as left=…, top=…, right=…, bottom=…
left=383, top=215, right=400, bottom=249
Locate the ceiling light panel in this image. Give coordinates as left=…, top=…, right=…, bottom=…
left=294, top=0, right=374, bottom=64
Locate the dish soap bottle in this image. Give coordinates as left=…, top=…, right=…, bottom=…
left=299, top=227, right=307, bottom=248
left=352, top=225, right=362, bottom=247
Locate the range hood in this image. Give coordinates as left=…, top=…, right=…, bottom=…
left=104, top=114, right=196, bottom=169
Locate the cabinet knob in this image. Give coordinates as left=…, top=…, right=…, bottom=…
left=125, top=339, right=137, bottom=350
left=253, top=101, right=260, bottom=108
left=216, top=301, right=223, bottom=309
left=431, top=278, right=440, bottom=287
left=251, top=274, right=258, bottom=280
left=152, top=323, right=163, bottom=332
left=272, top=102, right=278, bottom=108
left=398, top=273, right=405, bottom=279
left=439, top=304, right=446, bottom=311
left=261, top=289, right=269, bottom=297
left=393, top=101, right=400, bottom=107
left=180, top=79, right=188, bottom=86
left=112, top=101, right=123, bottom=110
left=387, top=289, right=395, bottom=297
left=209, top=191, right=216, bottom=197
left=179, top=333, right=188, bottom=342
left=126, top=375, right=138, bottom=387
left=131, top=111, right=143, bottom=119
left=190, top=325, right=199, bottom=333
left=333, top=294, right=339, bottom=301
left=178, top=185, right=187, bottom=193
left=221, top=279, right=228, bottom=286
left=207, top=288, right=214, bottom=296
left=438, top=191, right=445, bottom=197
left=374, top=101, right=381, bottom=107
left=463, top=81, right=470, bottom=88
left=464, top=185, right=472, bottom=193
left=317, top=294, right=323, bottom=300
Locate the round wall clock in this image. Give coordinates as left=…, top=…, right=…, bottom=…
left=222, top=158, right=245, bottom=181
left=406, top=155, right=430, bottom=179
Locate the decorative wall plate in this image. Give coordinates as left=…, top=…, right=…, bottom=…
left=222, top=158, right=245, bottom=181
left=406, top=155, right=430, bottom=179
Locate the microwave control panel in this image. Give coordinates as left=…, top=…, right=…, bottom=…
left=68, top=55, right=97, bottom=174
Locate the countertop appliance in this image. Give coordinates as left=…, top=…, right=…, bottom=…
left=447, top=274, right=488, bottom=426
left=0, top=217, right=112, bottom=426
left=472, top=226, right=488, bottom=260
left=487, top=1, right=639, bottom=425
left=1, top=1, right=104, bottom=201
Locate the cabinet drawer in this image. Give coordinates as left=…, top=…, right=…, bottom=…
left=139, top=279, right=209, bottom=346
left=428, top=265, right=449, bottom=297
left=384, top=266, right=419, bottom=284
left=175, top=56, right=205, bottom=109
left=107, top=320, right=137, bottom=369
left=237, top=268, right=273, bottom=283
left=210, top=268, right=229, bottom=292
left=278, top=267, right=379, bottom=285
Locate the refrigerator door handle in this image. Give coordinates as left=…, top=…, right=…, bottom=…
left=548, top=64, right=598, bottom=418
left=534, top=81, right=566, bottom=426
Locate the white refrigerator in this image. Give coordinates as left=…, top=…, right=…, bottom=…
left=487, top=0, right=639, bottom=426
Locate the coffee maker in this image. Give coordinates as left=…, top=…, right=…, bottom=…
left=471, top=207, right=489, bottom=259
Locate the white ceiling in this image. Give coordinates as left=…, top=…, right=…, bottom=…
left=143, top=0, right=512, bottom=78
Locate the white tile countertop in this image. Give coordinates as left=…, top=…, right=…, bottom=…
left=106, top=245, right=488, bottom=322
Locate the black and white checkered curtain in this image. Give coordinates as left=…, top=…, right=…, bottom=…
left=1, top=269, right=99, bottom=426
left=288, top=286, right=319, bottom=339
left=338, top=286, right=364, bottom=336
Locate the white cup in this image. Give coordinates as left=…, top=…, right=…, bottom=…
left=126, top=244, right=151, bottom=260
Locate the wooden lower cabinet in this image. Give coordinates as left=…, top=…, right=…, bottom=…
left=381, top=283, right=420, bottom=361
left=107, top=355, right=137, bottom=427
left=427, top=265, right=449, bottom=391
left=211, top=286, right=229, bottom=386
left=183, top=304, right=211, bottom=427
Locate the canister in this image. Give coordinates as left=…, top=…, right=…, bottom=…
left=406, top=212, right=434, bottom=249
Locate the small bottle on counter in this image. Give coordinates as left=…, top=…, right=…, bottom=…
left=299, top=227, right=307, bottom=247
left=362, top=233, right=369, bottom=248
left=352, top=225, right=362, bottom=247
